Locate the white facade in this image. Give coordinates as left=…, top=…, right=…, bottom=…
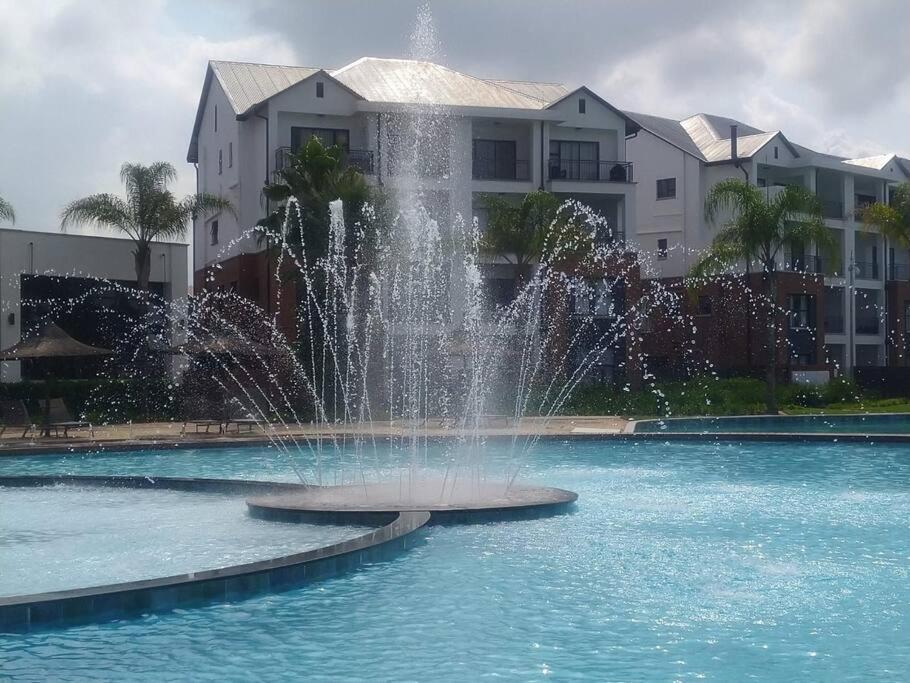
left=188, top=59, right=638, bottom=277
left=0, top=228, right=188, bottom=382
left=627, top=113, right=910, bottom=372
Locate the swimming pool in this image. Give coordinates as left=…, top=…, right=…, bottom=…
left=633, top=412, right=910, bottom=434
left=2, top=439, right=909, bottom=681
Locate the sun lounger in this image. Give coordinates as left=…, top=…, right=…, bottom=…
left=46, top=398, right=94, bottom=438
left=0, top=399, right=35, bottom=438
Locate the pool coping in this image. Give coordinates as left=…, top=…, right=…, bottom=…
left=0, top=475, right=430, bottom=633
left=2, top=429, right=910, bottom=459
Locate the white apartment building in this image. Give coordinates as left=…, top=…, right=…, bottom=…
left=186, top=58, right=639, bottom=297
left=626, top=112, right=910, bottom=372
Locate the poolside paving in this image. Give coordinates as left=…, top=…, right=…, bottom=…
left=0, top=416, right=630, bottom=453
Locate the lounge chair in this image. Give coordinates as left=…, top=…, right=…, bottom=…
left=180, top=399, right=224, bottom=435
left=46, top=398, right=94, bottom=438
left=0, top=399, right=35, bottom=438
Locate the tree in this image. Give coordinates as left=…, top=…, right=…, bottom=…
left=692, top=179, right=834, bottom=413
left=258, top=136, right=371, bottom=266
left=0, top=194, right=14, bottom=224
left=479, top=190, right=559, bottom=281
left=862, top=181, right=910, bottom=248
left=61, top=162, right=233, bottom=290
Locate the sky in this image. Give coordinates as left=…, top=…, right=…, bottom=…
left=1, top=0, right=908, bottom=237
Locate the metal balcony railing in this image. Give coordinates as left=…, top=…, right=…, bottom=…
left=854, top=261, right=880, bottom=280
left=548, top=160, right=633, bottom=183
left=274, top=147, right=375, bottom=175
left=889, top=263, right=910, bottom=282
left=472, top=158, right=530, bottom=181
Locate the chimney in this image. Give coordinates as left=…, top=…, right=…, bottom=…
left=730, top=124, right=738, bottom=161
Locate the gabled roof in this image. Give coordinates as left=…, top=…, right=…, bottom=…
left=211, top=61, right=323, bottom=115
left=545, top=86, right=641, bottom=134
left=623, top=111, right=706, bottom=160
left=189, top=57, right=636, bottom=162
left=330, top=57, right=546, bottom=109
left=844, top=153, right=900, bottom=171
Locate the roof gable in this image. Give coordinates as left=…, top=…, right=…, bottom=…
left=545, top=86, right=640, bottom=134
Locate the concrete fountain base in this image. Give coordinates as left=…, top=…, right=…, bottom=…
left=247, top=480, right=578, bottom=525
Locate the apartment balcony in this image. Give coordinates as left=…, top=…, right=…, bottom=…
left=548, top=160, right=633, bottom=183
left=472, top=158, right=530, bottom=181
left=783, top=254, right=823, bottom=274
left=824, top=314, right=844, bottom=334
left=819, top=199, right=844, bottom=220
left=889, top=263, right=910, bottom=282
left=274, top=147, right=375, bottom=175
left=856, top=318, right=880, bottom=335
left=854, top=261, right=880, bottom=280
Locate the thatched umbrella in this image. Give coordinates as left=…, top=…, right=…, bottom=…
left=0, top=323, right=111, bottom=436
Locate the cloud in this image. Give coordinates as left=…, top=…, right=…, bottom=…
left=0, top=0, right=295, bottom=233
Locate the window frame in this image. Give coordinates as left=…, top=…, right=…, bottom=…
left=656, top=177, right=676, bottom=200
left=657, top=238, right=668, bottom=261
left=696, top=295, right=712, bottom=316
left=291, top=127, right=350, bottom=152
left=209, top=219, right=219, bottom=246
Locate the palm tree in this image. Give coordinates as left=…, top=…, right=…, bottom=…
left=61, top=162, right=233, bottom=290
left=692, top=179, right=834, bottom=413
left=259, top=136, right=372, bottom=265
left=479, top=190, right=559, bottom=283
left=0, top=194, right=14, bottom=224
left=862, top=182, right=910, bottom=248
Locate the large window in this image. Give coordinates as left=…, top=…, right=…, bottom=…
left=549, top=140, right=598, bottom=180
left=291, top=127, right=350, bottom=152
left=472, top=139, right=519, bottom=180
left=209, top=220, right=219, bottom=246
left=656, top=177, right=676, bottom=200
left=657, top=238, right=668, bottom=260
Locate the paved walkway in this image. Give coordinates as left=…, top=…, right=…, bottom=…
left=0, top=416, right=630, bottom=453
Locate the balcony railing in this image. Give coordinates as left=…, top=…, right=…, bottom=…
left=889, top=263, right=910, bottom=282
left=548, top=160, right=633, bottom=183
left=824, top=315, right=844, bottom=334
left=854, top=261, right=880, bottom=280
left=472, top=158, right=530, bottom=181
left=274, top=147, right=375, bottom=175
left=819, top=199, right=844, bottom=220
left=784, top=254, right=822, bottom=274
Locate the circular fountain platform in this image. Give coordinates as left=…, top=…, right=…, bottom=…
left=247, top=480, right=578, bottom=525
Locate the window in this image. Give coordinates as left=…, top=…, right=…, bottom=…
left=578, top=98, right=586, bottom=114
left=773, top=145, right=779, bottom=159
left=788, top=294, right=814, bottom=329
left=697, top=295, right=712, bottom=316
left=549, top=140, right=599, bottom=180
left=228, top=142, right=233, bottom=168
left=572, top=281, right=613, bottom=317
left=291, top=127, right=350, bottom=152
left=472, top=139, right=519, bottom=180
left=214, top=104, right=217, bottom=132
left=218, top=149, right=222, bottom=175
left=209, top=220, right=219, bottom=246
left=316, top=81, right=324, bottom=98
left=656, top=177, right=676, bottom=200
left=657, top=238, right=668, bottom=260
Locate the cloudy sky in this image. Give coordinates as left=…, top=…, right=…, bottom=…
left=1, top=0, right=908, bottom=237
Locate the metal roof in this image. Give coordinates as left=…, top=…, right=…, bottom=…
left=210, top=61, right=322, bottom=115
left=487, top=79, right=570, bottom=104
left=624, top=111, right=706, bottom=160
left=330, top=58, right=547, bottom=109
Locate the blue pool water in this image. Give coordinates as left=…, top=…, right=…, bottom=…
left=634, top=412, right=910, bottom=434
left=2, top=440, right=909, bottom=681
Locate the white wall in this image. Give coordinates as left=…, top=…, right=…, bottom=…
left=0, top=228, right=188, bottom=381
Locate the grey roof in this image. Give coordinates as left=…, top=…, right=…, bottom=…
left=211, top=61, right=322, bottom=115
left=699, top=131, right=780, bottom=163
left=844, top=153, right=898, bottom=170
left=624, top=111, right=705, bottom=160
left=487, top=79, right=570, bottom=104
left=330, top=58, right=547, bottom=109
